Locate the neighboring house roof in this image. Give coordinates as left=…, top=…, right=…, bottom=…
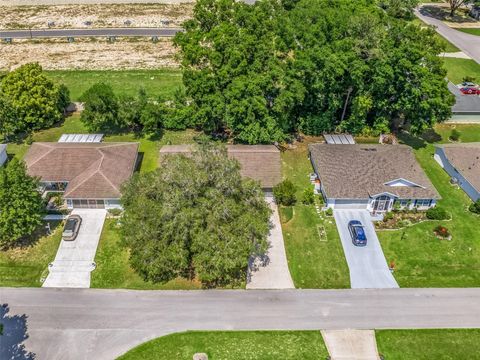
left=24, top=142, right=139, bottom=199
left=436, top=142, right=480, bottom=192
left=448, top=82, right=480, bottom=115
left=159, top=144, right=282, bottom=188
left=309, top=144, right=440, bottom=200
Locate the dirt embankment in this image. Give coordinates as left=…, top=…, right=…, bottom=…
left=0, top=38, right=179, bottom=70
left=0, top=3, right=193, bottom=29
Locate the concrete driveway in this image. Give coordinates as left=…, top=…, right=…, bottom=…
left=247, top=195, right=294, bottom=289
left=333, top=210, right=398, bottom=289
left=42, top=209, right=106, bottom=288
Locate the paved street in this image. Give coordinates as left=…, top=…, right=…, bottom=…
left=1, top=287, right=480, bottom=359
left=0, top=27, right=182, bottom=39
left=43, top=209, right=106, bottom=288
left=416, top=6, right=480, bottom=64
left=334, top=210, right=399, bottom=289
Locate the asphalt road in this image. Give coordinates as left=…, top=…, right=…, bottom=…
left=416, top=6, right=480, bottom=64
left=1, top=288, right=480, bottom=359
left=0, top=27, right=182, bottom=39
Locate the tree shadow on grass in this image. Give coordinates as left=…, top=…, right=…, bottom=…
left=420, top=5, right=476, bottom=23
left=398, top=131, right=427, bottom=150
left=0, top=304, right=36, bottom=360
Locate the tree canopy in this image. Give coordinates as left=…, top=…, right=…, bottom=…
left=175, top=0, right=454, bottom=143
left=0, top=159, right=44, bottom=248
left=120, top=143, right=271, bottom=287
left=0, top=63, right=69, bottom=139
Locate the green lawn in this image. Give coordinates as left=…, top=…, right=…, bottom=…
left=281, top=141, right=350, bottom=289
left=0, top=221, right=62, bottom=287
left=443, top=58, right=480, bottom=84
left=376, top=329, right=480, bottom=360
left=46, top=69, right=183, bottom=101
left=118, top=331, right=328, bottom=360
left=454, top=27, right=480, bottom=36
left=91, top=219, right=201, bottom=290
left=378, top=125, right=480, bottom=287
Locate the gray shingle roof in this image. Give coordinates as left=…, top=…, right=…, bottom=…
left=309, top=144, right=440, bottom=200
left=436, top=142, right=480, bottom=192
left=159, top=144, right=282, bottom=188
left=448, top=82, right=480, bottom=114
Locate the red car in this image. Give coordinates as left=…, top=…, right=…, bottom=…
left=459, top=87, right=480, bottom=95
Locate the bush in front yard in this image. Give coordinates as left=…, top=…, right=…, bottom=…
left=325, top=208, right=333, bottom=217
left=302, top=188, right=315, bottom=205
left=434, top=225, right=451, bottom=239
left=469, top=200, right=480, bottom=214
left=449, top=129, right=461, bottom=142
left=426, top=207, right=450, bottom=220
left=273, top=180, right=296, bottom=206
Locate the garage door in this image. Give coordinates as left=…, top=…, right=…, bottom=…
left=334, top=199, right=368, bottom=210
left=72, top=199, right=105, bottom=209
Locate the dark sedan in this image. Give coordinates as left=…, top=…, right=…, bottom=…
left=348, top=220, right=367, bottom=246
left=62, top=215, right=82, bottom=241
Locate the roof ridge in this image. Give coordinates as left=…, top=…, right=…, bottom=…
left=26, top=143, right=55, bottom=168
left=63, top=158, right=102, bottom=197
left=98, top=170, right=120, bottom=193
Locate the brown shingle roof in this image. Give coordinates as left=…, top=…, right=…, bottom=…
left=309, top=144, right=440, bottom=200
left=24, top=142, right=139, bottom=199
left=159, top=144, right=282, bottom=188
left=437, top=142, right=480, bottom=191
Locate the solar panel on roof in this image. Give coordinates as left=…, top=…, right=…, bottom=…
left=323, top=134, right=356, bottom=145
left=57, top=134, right=104, bottom=143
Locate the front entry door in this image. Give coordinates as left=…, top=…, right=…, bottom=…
left=373, top=195, right=391, bottom=212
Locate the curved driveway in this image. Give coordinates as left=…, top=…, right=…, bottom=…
left=0, top=27, right=182, bottom=39
left=1, top=287, right=480, bottom=359
left=416, top=6, right=480, bottom=64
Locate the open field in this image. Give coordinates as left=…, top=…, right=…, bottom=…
left=0, top=38, right=178, bottom=71
left=118, top=331, right=328, bottom=360
left=46, top=68, right=183, bottom=100
left=0, top=3, right=193, bottom=29
left=378, top=125, right=480, bottom=287
left=281, top=139, right=350, bottom=289
left=376, top=329, right=480, bottom=360
left=0, top=221, right=62, bottom=287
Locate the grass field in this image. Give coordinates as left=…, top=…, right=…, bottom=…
left=454, top=28, right=480, bottom=36
left=280, top=140, right=350, bottom=289
left=443, top=58, right=480, bottom=84
left=378, top=125, right=480, bottom=287
left=91, top=219, right=201, bottom=289
left=46, top=69, right=183, bottom=101
left=0, top=221, right=62, bottom=287
left=118, top=331, right=328, bottom=360
left=376, top=329, right=480, bottom=360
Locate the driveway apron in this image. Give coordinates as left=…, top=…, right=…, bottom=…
left=43, top=209, right=106, bottom=288
left=246, top=195, right=295, bottom=289
left=333, top=210, right=398, bottom=289
left=321, top=329, right=381, bottom=360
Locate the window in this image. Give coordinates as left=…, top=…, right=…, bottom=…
left=399, top=199, right=410, bottom=207
left=415, top=199, right=431, bottom=207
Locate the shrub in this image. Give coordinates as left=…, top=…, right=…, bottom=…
left=398, top=219, right=411, bottom=228
left=108, top=208, right=123, bottom=217
left=302, top=188, right=315, bottom=205
left=449, top=129, right=461, bottom=142
left=383, top=211, right=394, bottom=222
left=273, top=180, right=296, bottom=206
left=469, top=200, right=480, bottom=214
left=325, top=208, right=333, bottom=216
left=434, top=225, right=450, bottom=239
left=426, top=207, right=450, bottom=220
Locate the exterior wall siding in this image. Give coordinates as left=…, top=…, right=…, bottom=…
left=435, top=148, right=480, bottom=202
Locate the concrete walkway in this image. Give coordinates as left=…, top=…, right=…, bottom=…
left=43, top=209, right=106, bottom=288
left=333, top=210, right=399, bottom=289
left=440, top=51, right=472, bottom=59
left=322, top=330, right=380, bottom=360
left=247, top=195, right=294, bottom=289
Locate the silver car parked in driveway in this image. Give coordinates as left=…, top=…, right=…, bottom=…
left=62, top=215, right=82, bottom=241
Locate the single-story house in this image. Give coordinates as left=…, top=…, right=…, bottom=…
left=447, top=81, right=480, bottom=123
left=24, top=142, right=139, bottom=209
left=0, top=144, right=7, bottom=167
left=159, top=144, right=282, bottom=190
left=309, top=144, right=440, bottom=212
left=434, top=143, right=480, bottom=202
